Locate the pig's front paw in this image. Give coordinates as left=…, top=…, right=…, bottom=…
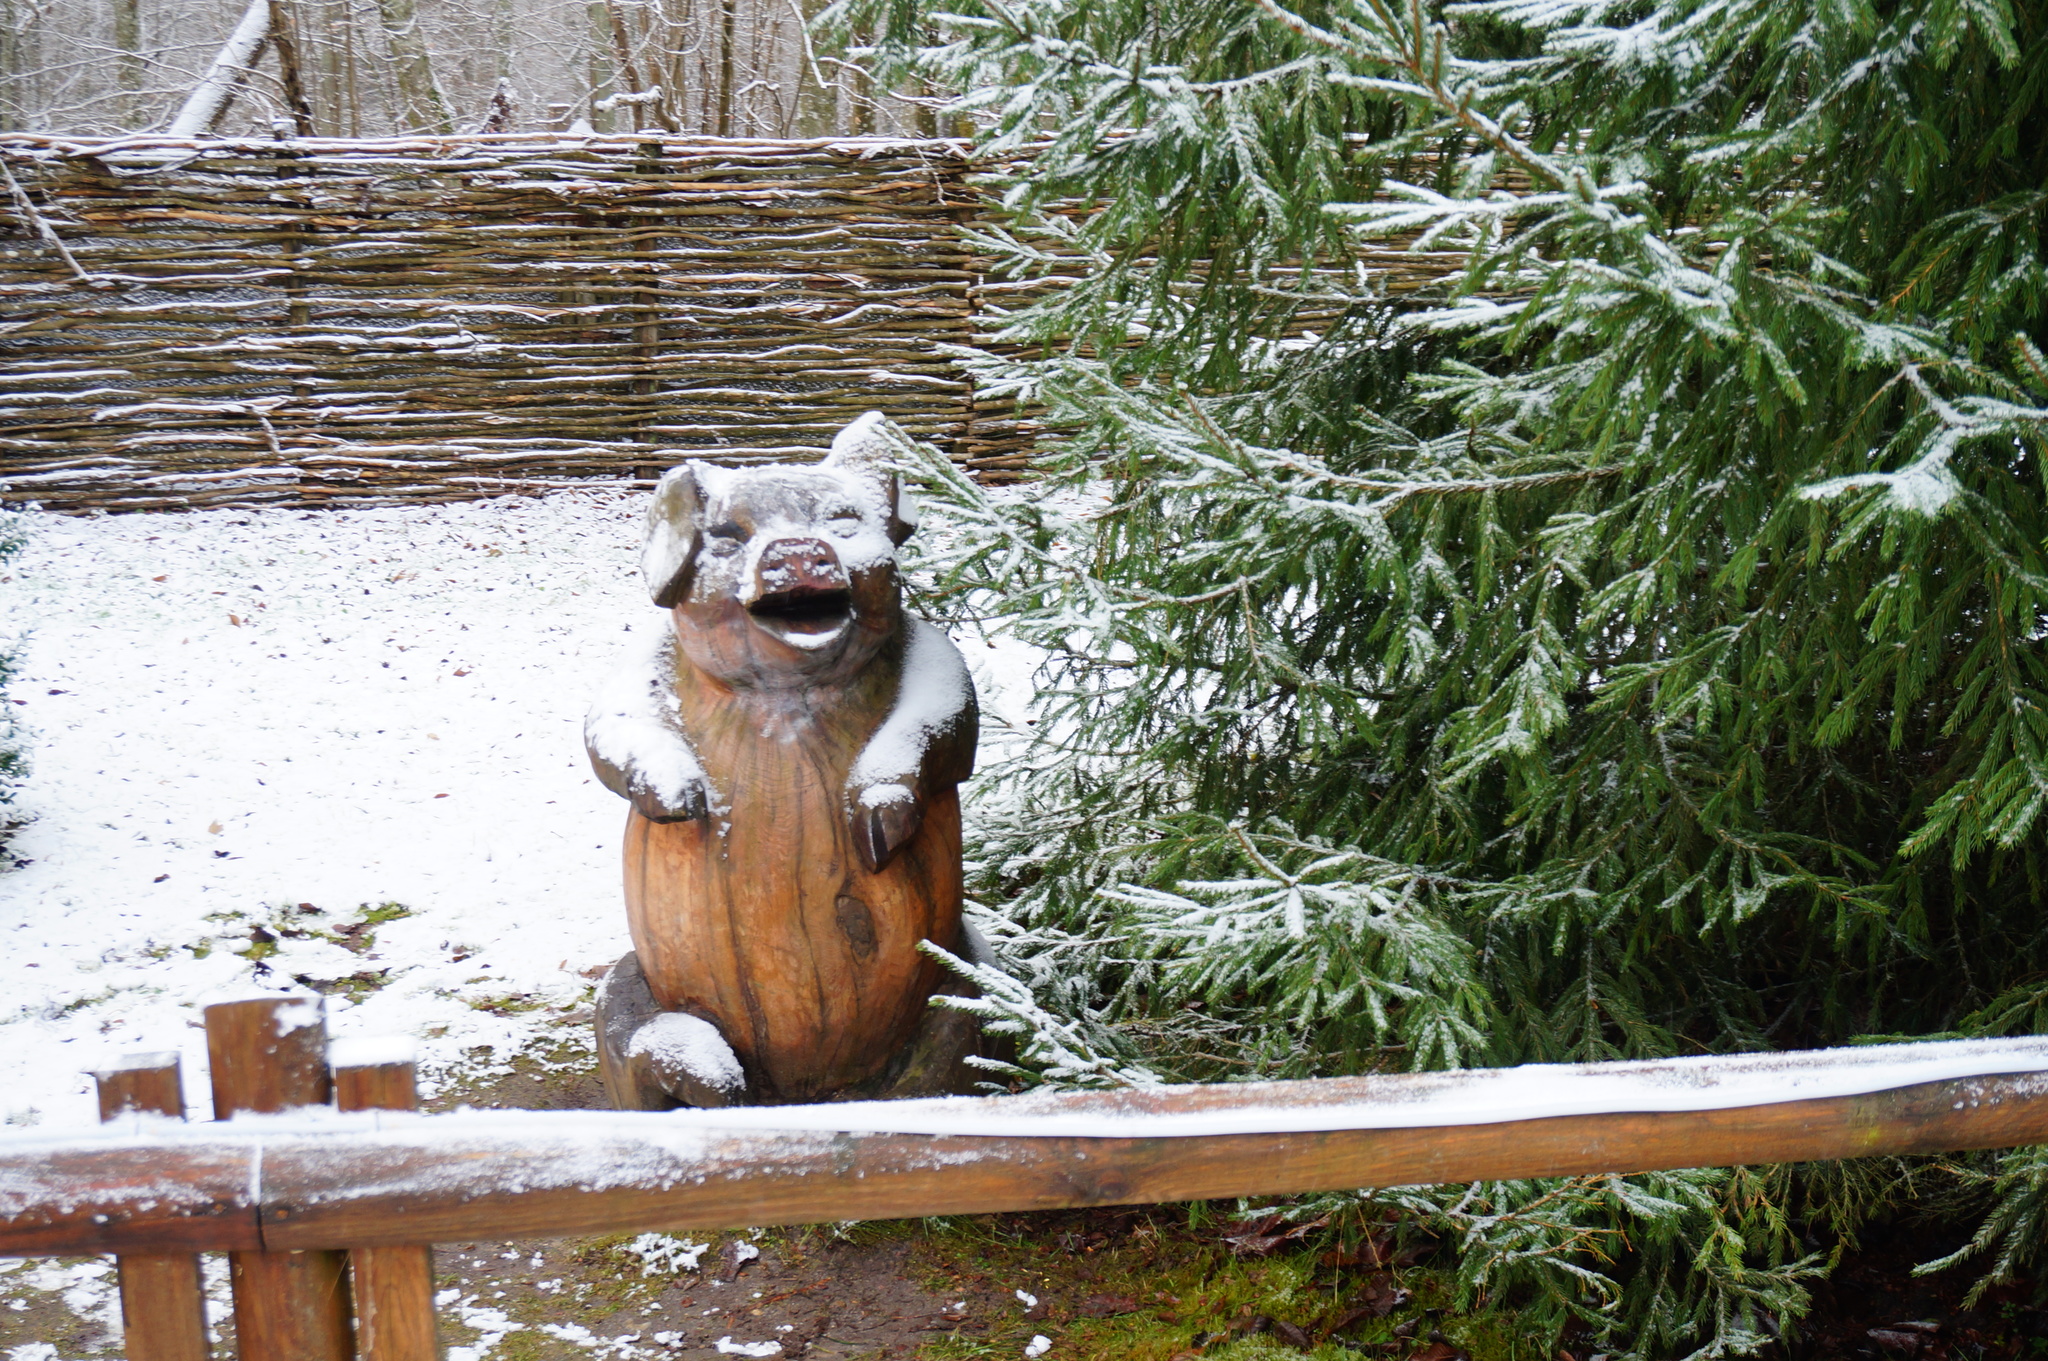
left=850, top=782, right=923, bottom=872
left=629, top=774, right=712, bottom=824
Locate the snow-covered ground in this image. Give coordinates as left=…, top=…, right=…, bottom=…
left=0, top=489, right=1040, bottom=1132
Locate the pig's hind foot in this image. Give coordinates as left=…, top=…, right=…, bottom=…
left=596, top=951, right=747, bottom=1110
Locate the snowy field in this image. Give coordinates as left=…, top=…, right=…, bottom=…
left=0, top=489, right=1039, bottom=1133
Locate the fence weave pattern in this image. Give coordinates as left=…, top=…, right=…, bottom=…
left=0, top=133, right=1037, bottom=513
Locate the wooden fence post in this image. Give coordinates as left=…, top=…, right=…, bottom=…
left=92, top=1053, right=212, bottom=1361
left=204, top=998, right=354, bottom=1361
left=332, top=1040, right=437, bottom=1361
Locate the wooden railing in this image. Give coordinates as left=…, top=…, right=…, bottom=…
left=11, top=995, right=2048, bottom=1360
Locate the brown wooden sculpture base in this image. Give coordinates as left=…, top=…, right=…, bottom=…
left=596, top=949, right=996, bottom=1110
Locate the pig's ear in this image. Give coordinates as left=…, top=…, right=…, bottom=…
left=642, top=463, right=705, bottom=608
left=825, top=411, right=919, bottom=546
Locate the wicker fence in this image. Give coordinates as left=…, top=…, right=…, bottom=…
left=0, top=133, right=1042, bottom=513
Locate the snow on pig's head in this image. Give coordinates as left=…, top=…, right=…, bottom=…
left=641, top=413, right=920, bottom=688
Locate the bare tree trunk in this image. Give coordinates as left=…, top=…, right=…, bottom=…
left=616, top=0, right=680, bottom=132
left=0, top=0, right=44, bottom=129
left=313, top=0, right=342, bottom=134
left=787, top=0, right=833, bottom=137
left=267, top=0, right=316, bottom=135
left=716, top=0, right=735, bottom=136
left=846, top=23, right=875, bottom=135
left=112, top=0, right=143, bottom=129
left=372, top=0, right=452, bottom=132
left=665, top=0, right=694, bottom=133
left=168, top=0, right=271, bottom=136
left=585, top=0, right=616, bottom=130
left=491, top=0, right=513, bottom=84
left=603, top=0, right=649, bottom=128
left=339, top=0, right=360, bottom=136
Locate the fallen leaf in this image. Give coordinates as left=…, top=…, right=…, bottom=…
left=152, top=874, right=169, bottom=883
left=1327, top=1279, right=1413, bottom=1336
left=1076, top=1295, right=1141, bottom=1318
left=452, top=668, right=471, bottom=677
left=1332, top=1276, right=1411, bottom=1323
left=434, top=793, right=449, bottom=799
left=151, top=575, right=167, bottom=582
left=207, top=821, right=223, bottom=834
left=1223, top=1213, right=1330, bottom=1258
left=720, top=1240, right=760, bottom=1278
left=1410, top=1344, right=1465, bottom=1361
left=1270, top=1320, right=1313, bottom=1349
left=228, top=614, right=242, bottom=627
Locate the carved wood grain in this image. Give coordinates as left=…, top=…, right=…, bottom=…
left=624, top=618, right=963, bottom=1101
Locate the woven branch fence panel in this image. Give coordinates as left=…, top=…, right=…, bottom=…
left=0, top=133, right=1044, bottom=514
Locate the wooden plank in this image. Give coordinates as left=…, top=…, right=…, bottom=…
left=204, top=998, right=355, bottom=1361
left=92, top=1053, right=212, bottom=1361
left=1, top=1041, right=2044, bottom=1259
left=256, top=1070, right=2048, bottom=1249
left=333, top=1046, right=436, bottom=1361
left=0, top=1141, right=261, bottom=1255
left=110, top=1256, right=212, bottom=1361
left=95, top=1053, right=188, bottom=1123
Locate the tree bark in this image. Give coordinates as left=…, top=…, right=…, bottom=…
left=584, top=0, right=616, bottom=131
left=371, top=0, right=451, bottom=133
left=167, top=0, right=271, bottom=136
left=267, top=0, right=316, bottom=135
left=716, top=0, right=736, bottom=136
left=787, top=0, right=835, bottom=138
left=112, top=0, right=142, bottom=129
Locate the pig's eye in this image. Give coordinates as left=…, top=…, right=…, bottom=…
left=826, top=511, right=862, bottom=538
left=706, top=522, right=745, bottom=556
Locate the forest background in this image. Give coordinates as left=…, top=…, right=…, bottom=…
left=0, top=0, right=940, bottom=141
left=6, top=0, right=2048, bottom=1357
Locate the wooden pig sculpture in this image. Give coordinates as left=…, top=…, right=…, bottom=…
left=586, top=413, right=982, bottom=1109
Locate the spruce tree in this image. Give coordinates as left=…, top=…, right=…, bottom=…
left=832, top=0, right=2048, bottom=1350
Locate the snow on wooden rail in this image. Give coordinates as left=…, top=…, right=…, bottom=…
left=8, top=1036, right=2048, bottom=1258
left=0, top=133, right=1041, bottom=514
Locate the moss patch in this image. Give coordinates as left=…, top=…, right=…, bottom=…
left=900, top=1207, right=1479, bottom=1361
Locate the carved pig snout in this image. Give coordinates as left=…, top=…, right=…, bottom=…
left=751, top=537, right=847, bottom=604
left=745, top=537, right=857, bottom=651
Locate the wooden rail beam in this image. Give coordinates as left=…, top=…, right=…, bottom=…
left=5, top=1037, right=2047, bottom=1259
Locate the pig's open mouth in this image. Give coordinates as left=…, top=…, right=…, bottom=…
left=748, top=585, right=854, bottom=649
